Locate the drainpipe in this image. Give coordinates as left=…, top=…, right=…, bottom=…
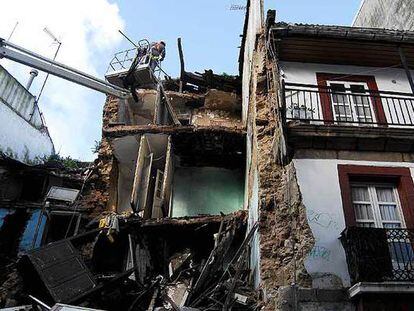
left=398, top=47, right=414, bottom=95
left=26, top=68, right=38, bottom=90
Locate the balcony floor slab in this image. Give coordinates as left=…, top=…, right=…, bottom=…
left=287, top=122, right=414, bottom=153
left=349, top=282, right=414, bottom=298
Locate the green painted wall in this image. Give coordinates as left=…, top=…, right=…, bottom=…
left=172, top=167, right=244, bottom=217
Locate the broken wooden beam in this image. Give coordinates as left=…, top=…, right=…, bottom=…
left=103, top=124, right=246, bottom=138
left=139, top=211, right=247, bottom=228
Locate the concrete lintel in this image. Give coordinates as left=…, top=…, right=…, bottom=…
left=349, top=282, right=414, bottom=298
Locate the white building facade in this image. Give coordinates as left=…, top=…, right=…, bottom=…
left=271, top=23, right=414, bottom=308
left=0, top=65, right=54, bottom=164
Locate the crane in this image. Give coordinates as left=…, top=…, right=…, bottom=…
left=0, top=37, right=130, bottom=99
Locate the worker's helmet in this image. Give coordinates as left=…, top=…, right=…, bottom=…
left=160, top=41, right=166, bottom=47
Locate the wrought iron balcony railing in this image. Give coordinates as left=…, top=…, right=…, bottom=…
left=340, top=227, right=414, bottom=283
left=282, top=81, right=414, bottom=127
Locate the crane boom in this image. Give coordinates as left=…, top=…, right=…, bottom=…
left=0, top=38, right=130, bottom=99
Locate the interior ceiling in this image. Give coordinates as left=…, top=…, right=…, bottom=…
left=273, top=36, right=414, bottom=68
left=172, top=131, right=245, bottom=169
left=112, top=131, right=245, bottom=169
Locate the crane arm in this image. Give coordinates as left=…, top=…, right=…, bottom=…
left=0, top=38, right=130, bottom=99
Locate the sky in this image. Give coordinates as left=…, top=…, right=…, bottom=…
left=0, top=0, right=361, bottom=161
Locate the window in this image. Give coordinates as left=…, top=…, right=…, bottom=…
left=339, top=165, right=414, bottom=275
left=316, top=73, right=387, bottom=124
left=328, top=81, right=375, bottom=124
left=338, top=165, right=414, bottom=228
left=351, top=183, right=404, bottom=228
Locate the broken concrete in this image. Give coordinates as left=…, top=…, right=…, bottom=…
left=276, top=286, right=354, bottom=311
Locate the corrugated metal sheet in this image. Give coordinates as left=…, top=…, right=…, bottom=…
left=0, top=65, right=44, bottom=129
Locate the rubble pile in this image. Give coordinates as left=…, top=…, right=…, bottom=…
left=3, top=212, right=260, bottom=310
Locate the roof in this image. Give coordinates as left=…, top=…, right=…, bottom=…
left=268, top=22, right=414, bottom=68
left=270, top=22, right=414, bottom=44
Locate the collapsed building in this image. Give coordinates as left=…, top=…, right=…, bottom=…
left=0, top=36, right=260, bottom=310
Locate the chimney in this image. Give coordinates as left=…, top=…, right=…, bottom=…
left=26, top=69, right=38, bottom=90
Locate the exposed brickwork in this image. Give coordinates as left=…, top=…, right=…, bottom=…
left=102, top=95, right=119, bottom=128
left=78, top=96, right=118, bottom=217
left=247, top=35, right=314, bottom=310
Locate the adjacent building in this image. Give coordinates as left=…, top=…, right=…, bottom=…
left=0, top=65, right=54, bottom=164
left=353, top=0, right=414, bottom=31
left=242, top=0, right=414, bottom=309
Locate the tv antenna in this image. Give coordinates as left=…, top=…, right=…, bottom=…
left=37, top=27, right=62, bottom=102
left=7, top=21, right=19, bottom=41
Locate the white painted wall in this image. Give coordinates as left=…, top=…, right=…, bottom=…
left=353, top=0, right=414, bottom=31
left=241, top=0, right=263, bottom=287
left=0, top=102, right=54, bottom=164
left=241, top=0, right=263, bottom=124
left=280, top=62, right=414, bottom=127
left=113, top=136, right=140, bottom=214
left=280, top=62, right=414, bottom=94
left=293, top=158, right=414, bottom=288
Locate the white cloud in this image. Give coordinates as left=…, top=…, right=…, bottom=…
left=0, top=0, right=125, bottom=161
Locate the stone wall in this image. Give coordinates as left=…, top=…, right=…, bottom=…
left=246, top=34, right=315, bottom=309
left=79, top=96, right=118, bottom=217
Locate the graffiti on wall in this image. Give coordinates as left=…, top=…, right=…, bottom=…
left=308, top=244, right=332, bottom=262
left=307, top=209, right=340, bottom=231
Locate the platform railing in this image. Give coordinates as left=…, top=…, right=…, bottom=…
left=341, top=227, right=414, bottom=283
left=282, top=81, right=414, bottom=127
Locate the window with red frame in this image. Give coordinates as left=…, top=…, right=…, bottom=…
left=350, top=182, right=405, bottom=228
left=337, top=165, right=414, bottom=228
left=316, top=73, right=387, bottom=125
left=338, top=165, right=414, bottom=275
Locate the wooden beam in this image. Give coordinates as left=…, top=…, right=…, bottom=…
left=103, top=124, right=246, bottom=138
left=177, top=37, right=185, bottom=93
left=177, top=38, right=185, bottom=79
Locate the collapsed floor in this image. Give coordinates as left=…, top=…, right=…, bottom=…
left=0, top=61, right=262, bottom=310
left=2, top=212, right=262, bottom=310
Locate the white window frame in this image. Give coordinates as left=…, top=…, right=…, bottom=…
left=351, top=182, right=406, bottom=229
left=327, top=80, right=377, bottom=124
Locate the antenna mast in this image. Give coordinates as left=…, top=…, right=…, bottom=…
left=37, top=27, right=62, bottom=102
left=7, top=22, right=19, bottom=41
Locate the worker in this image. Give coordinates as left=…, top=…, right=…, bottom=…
left=149, top=41, right=166, bottom=72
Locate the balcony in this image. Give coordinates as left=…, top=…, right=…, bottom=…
left=341, top=227, right=414, bottom=284
left=282, top=82, right=414, bottom=152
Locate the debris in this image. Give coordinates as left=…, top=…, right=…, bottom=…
left=5, top=211, right=261, bottom=310
left=234, top=293, right=248, bottom=305
left=18, top=234, right=98, bottom=305
left=1, top=18, right=254, bottom=311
